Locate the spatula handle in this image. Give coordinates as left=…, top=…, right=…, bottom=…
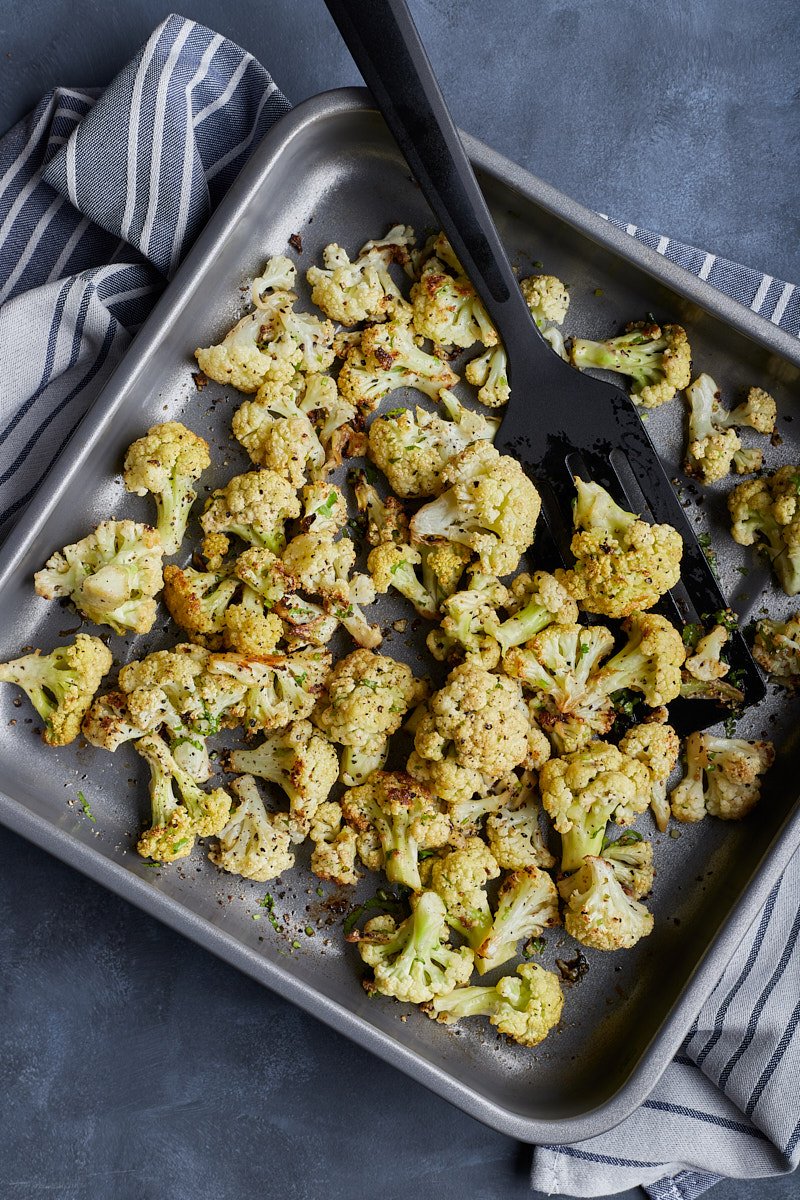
left=323, top=0, right=538, bottom=345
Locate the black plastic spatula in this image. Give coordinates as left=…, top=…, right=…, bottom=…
left=324, top=0, right=765, bottom=728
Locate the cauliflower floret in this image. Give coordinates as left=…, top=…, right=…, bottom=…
left=337, top=320, right=459, bottom=412
left=410, top=662, right=531, bottom=807
left=231, top=381, right=325, bottom=486
left=595, top=612, right=686, bottom=707
left=557, top=477, right=683, bottom=617
left=367, top=394, right=499, bottom=499
left=281, top=528, right=380, bottom=648
left=313, top=649, right=427, bottom=786
left=163, top=564, right=239, bottom=648
left=0, top=635, right=112, bottom=747
left=223, top=586, right=284, bottom=657
left=34, top=519, right=164, bottom=635
left=601, top=833, right=654, bottom=900
left=307, top=224, right=414, bottom=325
left=520, top=274, right=570, bottom=328
left=368, top=541, right=438, bottom=620
left=298, top=481, right=349, bottom=537
left=728, top=467, right=800, bottom=595
left=351, top=470, right=410, bottom=547
left=558, top=856, right=654, bottom=950
left=341, top=770, right=450, bottom=890
left=570, top=320, right=691, bottom=408
left=670, top=731, right=774, bottom=822
left=205, top=648, right=331, bottom=737
left=618, top=721, right=680, bottom=833
left=683, top=374, right=741, bottom=485
left=539, top=739, right=652, bottom=872
left=194, top=296, right=301, bottom=393
left=753, top=613, right=800, bottom=683
left=209, top=774, right=295, bottom=882
left=419, top=541, right=472, bottom=607
left=427, top=569, right=509, bottom=669
left=476, top=866, right=561, bottom=974
left=135, top=733, right=231, bottom=862
left=123, top=421, right=211, bottom=555
left=733, top=447, right=763, bottom=475
left=487, top=570, right=578, bottom=656
left=309, top=800, right=359, bottom=886
left=251, top=254, right=296, bottom=301
left=410, top=441, right=541, bottom=576
left=427, top=961, right=563, bottom=1048
left=410, top=254, right=497, bottom=349
left=82, top=690, right=146, bottom=751
left=201, top=469, right=301, bottom=554
left=465, top=345, right=510, bottom=410
left=684, top=625, right=730, bottom=682
left=724, top=386, right=777, bottom=434
left=485, top=771, right=556, bottom=870
left=429, top=837, right=500, bottom=949
left=226, top=719, right=339, bottom=842
left=353, top=889, right=474, bottom=1004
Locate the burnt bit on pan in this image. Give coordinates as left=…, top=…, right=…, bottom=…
left=289, top=232, right=303, bottom=253
left=192, top=371, right=209, bottom=391
left=555, top=951, right=589, bottom=986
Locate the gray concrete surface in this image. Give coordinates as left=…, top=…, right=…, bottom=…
left=0, top=2, right=799, bottom=1197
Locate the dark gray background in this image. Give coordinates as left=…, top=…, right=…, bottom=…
left=0, top=2, right=799, bottom=1198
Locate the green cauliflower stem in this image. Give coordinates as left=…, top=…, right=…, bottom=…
left=670, top=731, right=774, bottom=822
left=123, top=421, right=211, bottom=555
left=34, top=519, right=164, bottom=635
left=226, top=719, right=338, bottom=842
left=209, top=774, right=295, bottom=882
left=410, top=441, right=541, bottom=576
left=201, top=469, right=301, bottom=554
left=728, top=466, right=800, bottom=595
left=539, top=739, right=653, bottom=872
left=557, top=477, right=683, bottom=618
left=558, top=856, right=654, bottom=950
left=342, top=770, right=451, bottom=890
left=476, top=866, right=560, bottom=974
left=354, top=889, right=474, bottom=1004
left=592, top=612, right=686, bottom=708
left=368, top=541, right=438, bottom=620
left=570, top=320, right=691, bottom=408
left=427, top=961, right=564, bottom=1047
left=429, top=837, right=500, bottom=949
left=0, top=635, right=112, bottom=747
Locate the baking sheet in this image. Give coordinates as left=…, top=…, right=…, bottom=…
left=0, top=88, right=798, bottom=1142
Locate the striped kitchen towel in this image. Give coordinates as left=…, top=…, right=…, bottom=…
left=0, top=15, right=798, bottom=1199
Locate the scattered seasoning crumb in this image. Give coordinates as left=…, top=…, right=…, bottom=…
left=669, top=828, right=682, bottom=840
left=288, top=232, right=303, bottom=253
left=770, top=431, right=783, bottom=447
left=593, top=288, right=603, bottom=297
left=392, top=619, right=407, bottom=633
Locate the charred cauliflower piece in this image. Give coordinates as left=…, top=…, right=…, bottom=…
left=307, top=224, right=414, bottom=325
left=34, top=519, right=164, bottom=635
left=410, top=253, right=497, bottom=349
left=309, top=800, right=360, bottom=886
left=753, top=613, right=800, bottom=683
left=201, top=469, right=301, bottom=554
left=162, top=564, right=239, bottom=648
left=341, top=770, right=450, bottom=891
left=618, top=721, right=680, bottom=833
left=337, top=319, right=459, bottom=412
left=557, top=478, right=683, bottom=618
left=123, top=421, right=210, bottom=555
left=135, top=733, right=232, bottom=862
left=0, top=635, right=112, bottom=747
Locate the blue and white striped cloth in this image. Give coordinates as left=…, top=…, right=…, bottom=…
left=0, top=15, right=797, bottom=1198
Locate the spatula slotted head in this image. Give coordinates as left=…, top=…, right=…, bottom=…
left=495, top=352, right=766, bottom=732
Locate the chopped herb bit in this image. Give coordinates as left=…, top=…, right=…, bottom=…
left=593, top=288, right=603, bottom=297
left=522, top=936, right=546, bottom=958
left=77, top=790, right=96, bottom=823
left=343, top=888, right=407, bottom=937
left=304, top=925, right=314, bottom=937
left=291, top=940, right=302, bottom=950
left=682, top=623, right=703, bottom=649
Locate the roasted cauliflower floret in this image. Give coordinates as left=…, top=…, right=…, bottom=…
left=337, top=319, right=459, bottom=412
left=226, top=719, right=339, bottom=842
left=309, top=800, right=360, bottom=886
left=539, top=740, right=652, bottom=872
left=123, top=421, right=211, bottom=555
left=367, top=393, right=499, bottom=499
left=205, top=648, right=331, bottom=737
left=570, top=320, right=691, bottom=408
left=753, top=613, right=800, bottom=683
left=223, top=586, right=284, bottom=657
left=684, top=625, right=730, bottom=682
left=465, top=345, right=509, bottom=408
left=201, top=469, right=301, bottom=554
left=409, top=663, right=530, bottom=811
left=557, top=478, right=683, bottom=617
left=410, top=253, right=497, bottom=349
left=0, top=635, right=112, bottom=747
left=485, top=771, right=556, bottom=871
left=426, top=570, right=509, bottom=669
left=368, top=541, right=438, bottom=620
left=231, top=381, right=325, bottom=486
left=728, top=467, right=800, bottom=595
left=726, top=386, right=777, bottom=434
left=353, top=889, right=474, bottom=1004
left=135, top=733, right=232, bottom=862
left=307, top=224, right=414, bottom=325
left=520, top=274, right=570, bottom=328
left=487, top=570, right=578, bottom=656
left=410, top=441, right=541, bottom=576
left=162, top=564, right=239, bottom=648
left=618, top=721, right=680, bottom=832
left=429, top=837, right=500, bottom=950
left=313, top=649, right=427, bottom=787
left=476, top=866, right=560, bottom=974
left=683, top=374, right=742, bottom=485
left=341, top=770, right=450, bottom=890
left=34, top=519, right=164, bottom=635
left=209, top=774, right=295, bottom=882
left=427, top=961, right=563, bottom=1048
left=559, top=856, right=654, bottom=950
left=601, top=834, right=654, bottom=900
left=670, top=732, right=774, bottom=822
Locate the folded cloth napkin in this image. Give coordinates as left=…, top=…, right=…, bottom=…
left=0, top=15, right=798, bottom=1198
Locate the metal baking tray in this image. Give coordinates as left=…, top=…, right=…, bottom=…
left=0, top=88, right=798, bottom=1143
